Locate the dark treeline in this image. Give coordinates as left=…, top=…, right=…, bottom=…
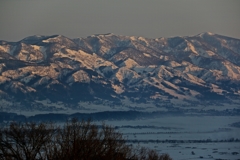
left=126, top=138, right=240, bottom=144
left=0, top=111, right=184, bottom=123
left=1, top=108, right=240, bottom=123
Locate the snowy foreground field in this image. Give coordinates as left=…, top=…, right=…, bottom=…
left=1, top=111, right=239, bottom=159
left=102, top=116, right=240, bottom=160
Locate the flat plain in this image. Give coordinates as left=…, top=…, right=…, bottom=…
left=103, top=116, right=240, bottom=160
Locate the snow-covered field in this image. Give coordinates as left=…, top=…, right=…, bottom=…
left=139, top=142, right=240, bottom=160
left=103, top=116, right=240, bottom=160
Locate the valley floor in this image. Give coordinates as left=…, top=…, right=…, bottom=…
left=103, top=116, right=240, bottom=160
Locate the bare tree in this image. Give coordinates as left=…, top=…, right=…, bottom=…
left=0, top=122, right=56, bottom=160
left=0, top=119, right=172, bottom=160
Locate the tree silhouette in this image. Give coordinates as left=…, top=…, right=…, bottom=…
left=0, top=119, right=172, bottom=160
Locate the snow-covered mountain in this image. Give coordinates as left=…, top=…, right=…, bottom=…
left=1, top=32, right=240, bottom=112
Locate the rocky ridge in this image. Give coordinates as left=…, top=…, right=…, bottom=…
left=0, top=32, right=240, bottom=112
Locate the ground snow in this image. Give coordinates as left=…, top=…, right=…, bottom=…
left=143, top=53, right=152, bottom=57
left=124, top=58, right=139, bottom=68
left=104, top=116, right=240, bottom=160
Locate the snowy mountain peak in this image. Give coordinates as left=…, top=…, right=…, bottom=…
left=89, top=33, right=115, bottom=37
left=198, top=32, right=215, bottom=37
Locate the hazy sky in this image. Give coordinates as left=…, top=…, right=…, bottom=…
left=0, top=0, right=240, bottom=41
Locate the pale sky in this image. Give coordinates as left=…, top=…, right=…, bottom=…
left=0, top=0, right=240, bottom=41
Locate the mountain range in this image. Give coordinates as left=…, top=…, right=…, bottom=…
left=0, top=32, right=240, bottom=113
